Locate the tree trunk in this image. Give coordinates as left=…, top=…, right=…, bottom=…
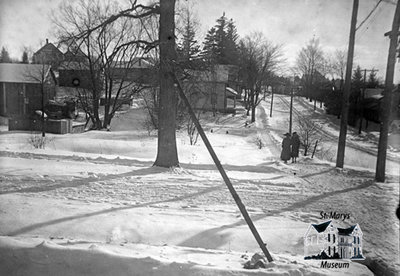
left=93, top=96, right=102, bottom=129
left=154, top=0, right=179, bottom=168
left=103, top=100, right=110, bottom=129
left=251, top=105, right=256, bottom=122
left=250, top=89, right=255, bottom=122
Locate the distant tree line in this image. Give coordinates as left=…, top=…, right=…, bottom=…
left=0, top=46, right=30, bottom=63
left=294, top=38, right=385, bottom=131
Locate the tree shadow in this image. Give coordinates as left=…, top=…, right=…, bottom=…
left=6, top=183, right=225, bottom=236
left=0, top=150, right=154, bottom=167
left=299, top=168, right=336, bottom=179
left=181, top=162, right=282, bottom=174
left=178, top=180, right=375, bottom=250
left=0, top=166, right=167, bottom=195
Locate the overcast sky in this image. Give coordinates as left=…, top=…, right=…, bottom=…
left=0, top=0, right=398, bottom=81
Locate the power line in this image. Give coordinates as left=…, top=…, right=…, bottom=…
left=356, top=3, right=383, bottom=42
left=356, top=0, right=383, bottom=31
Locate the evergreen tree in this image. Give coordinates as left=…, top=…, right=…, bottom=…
left=201, top=13, right=239, bottom=65
left=349, top=65, right=363, bottom=126
left=214, top=12, right=227, bottom=63
left=0, top=47, right=11, bottom=63
left=202, top=27, right=218, bottom=62
left=176, top=4, right=200, bottom=67
left=367, top=70, right=379, bottom=88
left=225, top=19, right=239, bottom=65
left=351, top=66, right=363, bottom=97
left=22, top=51, right=29, bottom=63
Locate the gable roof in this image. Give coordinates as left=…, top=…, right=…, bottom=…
left=311, top=220, right=332, bottom=233
left=33, top=42, right=63, bottom=57
left=0, top=63, right=52, bottom=84
left=338, top=225, right=356, bottom=236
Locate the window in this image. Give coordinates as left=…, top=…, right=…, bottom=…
left=328, top=246, right=331, bottom=255
left=354, top=248, right=356, bottom=256
left=328, top=234, right=330, bottom=242
left=358, top=237, right=360, bottom=244
left=333, top=234, right=335, bottom=243
left=354, top=237, right=356, bottom=243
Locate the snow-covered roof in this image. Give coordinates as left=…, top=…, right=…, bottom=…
left=0, top=63, right=51, bottom=84
left=311, top=220, right=332, bottom=233
left=226, top=87, right=238, bottom=95
left=338, top=225, right=358, bottom=236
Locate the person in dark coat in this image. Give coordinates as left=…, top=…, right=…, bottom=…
left=280, top=133, right=291, bottom=163
left=291, top=132, right=301, bottom=163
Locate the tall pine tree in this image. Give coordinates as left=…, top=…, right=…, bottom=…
left=202, top=27, right=218, bottom=62
left=201, top=13, right=239, bottom=65
left=22, top=51, right=29, bottom=63
left=214, top=12, right=227, bottom=63
left=0, top=47, right=11, bottom=63
left=367, top=70, right=379, bottom=88
left=176, top=5, right=200, bottom=67
left=225, top=19, right=239, bottom=65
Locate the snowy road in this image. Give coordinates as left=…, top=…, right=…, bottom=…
left=265, top=94, right=400, bottom=175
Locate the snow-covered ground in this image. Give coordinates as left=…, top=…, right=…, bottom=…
left=0, top=96, right=398, bottom=275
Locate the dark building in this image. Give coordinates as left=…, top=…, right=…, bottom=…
left=109, top=58, right=156, bottom=85
left=58, top=61, right=96, bottom=90
left=32, top=39, right=64, bottom=69
left=0, top=63, right=56, bottom=117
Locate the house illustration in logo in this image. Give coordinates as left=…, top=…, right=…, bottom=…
left=304, top=220, right=364, bottom=260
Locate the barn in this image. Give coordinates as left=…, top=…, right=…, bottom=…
left=0, top=63, right=56, bottom=118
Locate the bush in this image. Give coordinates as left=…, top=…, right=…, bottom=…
left=28, top=133, right=50, bottom=149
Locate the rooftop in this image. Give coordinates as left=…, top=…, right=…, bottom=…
left=0, top=63, right=52, bottom=84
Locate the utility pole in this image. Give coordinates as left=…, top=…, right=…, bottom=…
left=375, top=0, right=400, bottom=182
left=41, top=86, right=45, bottom=137
left=358, top=69, right=378, bottom=134
left=270, top=87, right=274, bottom=117
left=336, top=0, right=359, bottom=168
left=173, top=74, right=274, bottom=263
left=289, top=88, right=294, bottom=134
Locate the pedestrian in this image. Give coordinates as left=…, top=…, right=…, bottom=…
left=280, top=133, right=291, bottom=164
left=291, top=132, right=300, bottom=163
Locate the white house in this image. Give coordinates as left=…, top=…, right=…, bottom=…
left=304, top=220, right=364, bottom=260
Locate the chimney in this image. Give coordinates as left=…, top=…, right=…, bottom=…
left=46, top=38, right=49, bottom=44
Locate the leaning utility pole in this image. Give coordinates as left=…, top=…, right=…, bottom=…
left=173, top=75, right=274, bottom=263
left=375, top=0, right=400, bottom=182
left=336, top=0, right=359, bottom=168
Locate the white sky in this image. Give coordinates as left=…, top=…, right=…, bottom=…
left=0, top=0, right=398, bottom=81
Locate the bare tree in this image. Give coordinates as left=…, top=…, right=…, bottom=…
left=54, top=0, right=154, bottom=130
left=52, top=0, right=183, bottom=168
left=295, top=37, right=325, bottom=100
left=239, top=32, right=283, bottom=122
left=332, top=50, right=347, bottom=83
left=295, top=114, right=322, bottom=156
left=24, top=63, right=55, bottom=138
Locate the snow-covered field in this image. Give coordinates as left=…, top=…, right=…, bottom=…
left=0, top=96, right=398, bottom=275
